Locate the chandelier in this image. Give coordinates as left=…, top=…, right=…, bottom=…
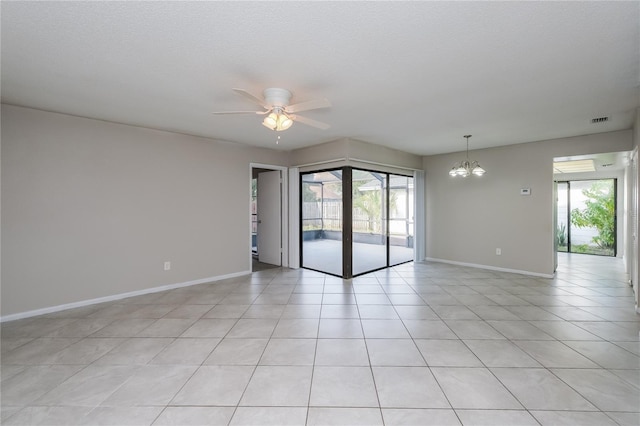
left=449, top=135, right=486, bottom=177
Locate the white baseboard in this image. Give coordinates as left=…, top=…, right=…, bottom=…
left=0, top=270, right=251, bottom=323
left=424, top=257, right=554, bottom=279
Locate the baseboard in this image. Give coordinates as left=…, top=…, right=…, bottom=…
left=424, top=257, right=554, bottom=279
left=0, top=270, right=251, bottom=323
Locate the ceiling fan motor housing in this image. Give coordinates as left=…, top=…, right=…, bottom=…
left=263, top=88, right=292, bottom=107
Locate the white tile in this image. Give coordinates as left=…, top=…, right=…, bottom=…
left=0, top=365, right=84, bottom=406
left=95, top=337, right=172, bottom=365
left=552, top=368, right=640, bottom=412
left=318, top=319, right=363, bottom=338
left=230, top=407, right=308, bottom=426
left=514, top=341, right=599, bottom=368
left=373, top=366, right=449, bottom=408
left=456, top=409, right=539, bottom=426
left=180, top=319, right=237, bottom=338
left=272, top=319, right=318, bottom=338
left=382, top=409, right=460, bottom=426
left=431, top=367, right=522, bottom=409
left=310, top=366, right=378, bottom=407
left=204, top=338, right=268, bottom=365
left=101, top=365, right=196, bottom=406
left=531, top=410, right=619, bottom=426
left=35, top=365, right=138, bottom=407
left=463, top=340, right=541, bottom=367
left=3, top=406, right=92, bottom=426
left=491, top=368, right=597, bottom=411
left=152, top=407, right=234, bottom=425
left=315, top=339, right=369, bottom=366
left=150, top=338, right=220, bottom=365
left=415, top=339, right=482, bottom=367
left=259, top=339, right=316, bottom=365
left=307, top=408, right=383, bottom=425
left=226, top=319, right=278, bottom=338
left=81, top=407, right=163, bottom=425
left=366, top=339, right=425, bottom=366
left=240, top=366, right=312, bottom=406
left=171, top=365, right=254, bottom=406
left=361, top=320, right=410, bottom=338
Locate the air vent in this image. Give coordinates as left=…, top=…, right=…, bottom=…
left=591, top=116, right=609, bottom=124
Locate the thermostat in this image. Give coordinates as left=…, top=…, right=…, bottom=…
left=520, top=188, right=531, bottom=196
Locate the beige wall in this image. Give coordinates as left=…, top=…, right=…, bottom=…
left=423, top=130, right=633, bottom=276
left=1, top=105, right=287, bottom=317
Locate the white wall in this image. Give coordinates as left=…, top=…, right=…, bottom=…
left=1, top=105, right=287, bottom=318
left=423, top=130, right=633, bottom=276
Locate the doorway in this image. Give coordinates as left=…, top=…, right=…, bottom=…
left=300, top=166, right=414, bottom=278
left=250, top=164, right=288, bottom=271
left=556, top=179, right=617, bottom=256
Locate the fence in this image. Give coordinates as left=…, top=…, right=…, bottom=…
left=303, top=201, right=412, bottom=236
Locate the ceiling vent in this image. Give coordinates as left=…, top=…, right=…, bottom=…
left=591, top=116, right=609, bottom=124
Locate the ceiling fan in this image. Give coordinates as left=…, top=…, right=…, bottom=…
left=213, top=88, right=331, bottom=131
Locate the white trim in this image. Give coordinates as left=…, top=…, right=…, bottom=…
left=413, top=170, right=426, bottom=263
left=293, top=157, right=421, bottom=173
left=0, top=271, right=250, bottom=323
left=425, top=257, right=554, bottom=279
left=288, top=167, right=300, bottom=269
left=348, top=157, right=421, bottom=172
left=293, top=158, right=347, bottom=168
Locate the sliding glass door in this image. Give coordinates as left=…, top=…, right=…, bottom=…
left=301, top=167, right=414, bottom=278
left=389, top=175, right=414, bottom=265
left=352, top=170, right=387, bottom=275
left=556, top=179, right=616, bottom=256
left=301, top=170, right=343, bottom=276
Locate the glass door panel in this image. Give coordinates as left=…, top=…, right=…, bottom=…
left=301, top=170, right=343, bottom=276
left=389, top=174, right=414, bottom=265
left=352, top=170, right=387, bottom=275
left=569, top=179, right=615, bottom=256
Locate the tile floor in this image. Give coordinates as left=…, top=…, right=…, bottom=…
left=1, top=254, right=639, bottom=425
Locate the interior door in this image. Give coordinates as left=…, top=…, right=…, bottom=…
left=257, top=170, right=282, bottom=266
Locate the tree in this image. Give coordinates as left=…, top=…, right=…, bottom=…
left=570, top=180, right=615, bottom=250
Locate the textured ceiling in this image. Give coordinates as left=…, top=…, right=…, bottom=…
left=1, top=1, right=638, bottom=155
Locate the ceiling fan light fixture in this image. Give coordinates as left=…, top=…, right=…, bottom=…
left=262, top=112, right=278, bottom=130
left=277, top=113, right=293, bottom=131
left=262, top=109, right=293, bottom=131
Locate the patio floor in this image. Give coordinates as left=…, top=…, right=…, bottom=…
left=303, top=239, right=413, bottom=276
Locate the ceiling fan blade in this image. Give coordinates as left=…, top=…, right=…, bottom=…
left=232, top=88, right=268, bottom=107
left=212, top=110, right=268, bottom=115
left=291, top=114, right=330, bottom=130
left=286, top=98, right=331, bottom=114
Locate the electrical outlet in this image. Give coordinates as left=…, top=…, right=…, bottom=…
left=164, top=261, right=171, bottom=271
left=496, top=248, right=502, bottom=256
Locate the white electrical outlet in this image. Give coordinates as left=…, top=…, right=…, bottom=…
left=164, top=261, right=171, bottom=271
left=496, top=248, right=502, bottom=256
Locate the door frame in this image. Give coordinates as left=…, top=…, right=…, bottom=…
left=249, top=163, right=289, bottom=270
